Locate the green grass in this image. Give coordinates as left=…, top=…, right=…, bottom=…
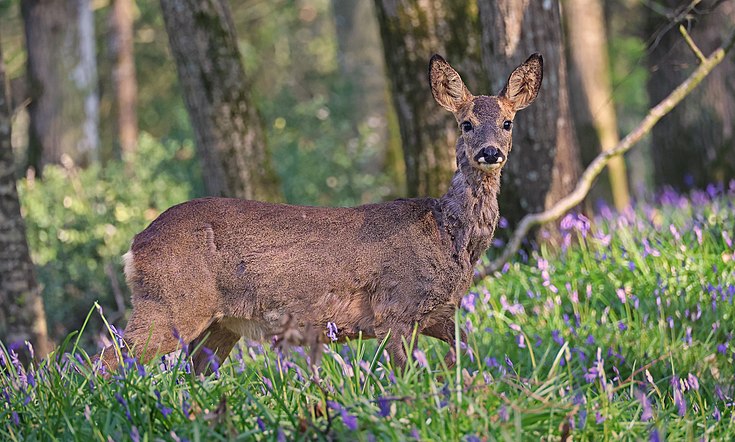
left=2, top=184, right=735, bottom=441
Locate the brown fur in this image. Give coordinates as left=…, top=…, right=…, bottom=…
left=99, top=54, right=543, bottom=374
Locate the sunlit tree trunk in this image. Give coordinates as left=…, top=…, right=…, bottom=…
left=373, top=0, right=484, bottom=197
left=647, top=0, right=735, bottom=189
left=0, top=39, right=51, bottom=359
left=565, top=0, right=630, bottom=210
left=109, top=0, right=139, bottom=159
left=21, top=0, right=99, bottom=172
left=478, top=0, right=582, bottom=241
left=160, top=0, right=281, bottom=201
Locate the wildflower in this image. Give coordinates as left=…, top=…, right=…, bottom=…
left=552, top=330, right=564, bottom=345
left=24, top=341, right=35, bottom=360
left=461, top=292, right=477, bottom=313
left=413, top=349, right=428, bottom=369
left=717, top=343, right=728, bottom=354
left=516, top=334, right=526, bottom=349
left=713, top=406, right=722, bottom=421
left=154, top=390, right=173, bottom=418
left=131, top=426, right=140, bottom=442
left=595, top=411, right=605, bottom=424
left=256, top=416, right=266, bottom=431
left=617, top=321, right=627, bottom=332
left=485, top=357, right=499, bottom=368
left=504, top=355, right=514, bottom=368
left=498, top=405, right=509, bottom=421
left=586, top=335, right=595, bottom=345
left=687, top=373, right=699, bottom=391
left=616, top=288, right=627, bottom=304
left=671, top=376, right=686, bottom=416
left=636, top=390, right=653, bottom=421
left=724, top=231, right=733, bottom=248
left=115, top=392, right=132, bottom=421
left=377, top=397, right=392, bottom=418
left=650, top=429, right=661, bottom=442
left=201, top=347, right=220, bottom=377
left=262, top=376, right=273, bottom=390
left=326, top=322, right=339, bottom=342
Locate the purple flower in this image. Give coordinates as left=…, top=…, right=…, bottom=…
left=498, top=405, right=509, bottom=421
left=616, top=288, right=627, bottom=304
left=461, top=292, right=477, bottom=313
left=552, top=330, right=564, bottom=345
left=617, top=321, right=627, bottom=332
left=256, top=416, right=267, bottom=431
left=131, top=426, right=140, bottom=442
left=650, top=429, right=661, bottom=442
left=377, top=397, right=391, bottom=418
left=687, top=373, right=699, bottom=391
left=485, top=357, right=499, bottom=368
left=595, top=411, right=605, bottom=424
left=636, top=390, right=653, bottom=421
left=115, top=392, right=132, bottom=421
left=504, top=355, right=514, bottom=369
left=413, top=349, right=428, bottom=368
left=672, top=377, right=686, bottom=416
left=713, top=406, right=722, bottom=421
left=718, top=343, right=728, bottom=354
left=341, top=409, right=358, bottom=430
left=326, top=322, right=339, bottom=342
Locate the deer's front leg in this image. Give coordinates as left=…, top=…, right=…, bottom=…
left=421, top=318, right=468, bottom=368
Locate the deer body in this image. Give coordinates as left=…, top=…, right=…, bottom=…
left=103, top=54, right=543, bottom=373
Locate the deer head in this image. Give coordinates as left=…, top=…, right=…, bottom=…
left=430, top=54, right=543, bottom=174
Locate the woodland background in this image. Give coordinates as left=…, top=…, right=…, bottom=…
left=0, top=0, right=733, bottom=356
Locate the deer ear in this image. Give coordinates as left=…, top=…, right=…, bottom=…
left=429, top=54, right=473, bottom=113
left=500, top=53, right=543, bottom=111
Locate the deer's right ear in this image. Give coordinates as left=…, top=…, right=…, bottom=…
left=429, top=54, right=472, bottom=113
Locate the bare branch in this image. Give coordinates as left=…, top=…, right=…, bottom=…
left=474, top=27, right=735, bottom=282
left=679, top=24, right=706, bottom=63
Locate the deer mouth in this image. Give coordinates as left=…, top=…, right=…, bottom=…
left=474, top=146, right=506, bottom=170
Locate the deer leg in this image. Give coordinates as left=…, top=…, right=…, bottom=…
left=189, top=321, right=240, bottom=375
left=421, top=319, right=468, bottom=368
left=98, top=299, right=213, bottom=375
left=376, top=323, right=411, bottom=372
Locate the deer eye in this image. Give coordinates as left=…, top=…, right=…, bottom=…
left=503, top=120, right=513, bottom=131
left=461, top=121, right=473, bottom=133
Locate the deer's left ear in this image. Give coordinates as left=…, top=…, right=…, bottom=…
left=500, top=53, right=543, bottom=111
left=429, top=54, right=473, bottom=113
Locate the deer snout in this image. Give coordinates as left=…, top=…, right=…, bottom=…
left=474, top=146, right=505, bottom=166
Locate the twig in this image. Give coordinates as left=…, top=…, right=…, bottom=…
left=678, top=25, right=706, bottom=63
left=474, top=27, right=735, bottom=282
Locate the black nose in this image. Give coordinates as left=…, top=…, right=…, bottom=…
left=474, top=146, right=505, bottom=164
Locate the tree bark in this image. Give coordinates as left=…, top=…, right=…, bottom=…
left=478, top=0, right=582, bottom=241
left=565, top=0, right=630, bottom=210
left=109, top=0, right=139, bottom=158
left=647, top=0, right=735, bottom=190
left=0, top=38, right=52, bottom=359
left=373, top=0, right=485, bottom=197
left=160, top=0, right=281, bottom=201
left=21, top=0, right=99, bottom=172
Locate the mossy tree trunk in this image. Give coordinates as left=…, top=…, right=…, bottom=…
left=478, top=0, right=582, bottom=241
left=21, top=0, right=99, bottom=172
left=373, top=0, right=485, bottom=197
left=0, top=39, right=52, bottom=359
left=160, top=0, right=281, bottom=201
left=646, top=0, right=735, bottom=190
left=109, top=0, right=139, bottom=160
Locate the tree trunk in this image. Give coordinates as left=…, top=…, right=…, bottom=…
left=333, top=0, right=395, bottom=183
left=478, top=0, right=582, bottom=241
left=373, top=0, right=485, bottom=197
left=647, top=0, right=735, bottom=190
left=160, top=0, right=281, bottom=201
left=21, top=0, right=99, bottom=172
left=0, top=38, right=52, bottom=359
left=565, top=0, right=630, bottom=211
left=109, top=0, right=139, bottom=159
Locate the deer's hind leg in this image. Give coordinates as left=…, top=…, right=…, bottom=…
left=99, top=298, right=215, bottom=375
left=421, top=318, right=468, bottom=368
left=189, top=321, right=241, bottom=375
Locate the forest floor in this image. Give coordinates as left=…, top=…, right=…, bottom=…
left=2, top=183, right=735, bottom=441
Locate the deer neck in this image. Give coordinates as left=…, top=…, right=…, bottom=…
left=438, top=164, right=501, bottom=266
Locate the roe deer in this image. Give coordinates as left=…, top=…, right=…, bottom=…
left=100, top=53, right=543, bottom=374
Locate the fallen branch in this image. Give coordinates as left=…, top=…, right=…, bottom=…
left=474, top=27, right=735, bottom=282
